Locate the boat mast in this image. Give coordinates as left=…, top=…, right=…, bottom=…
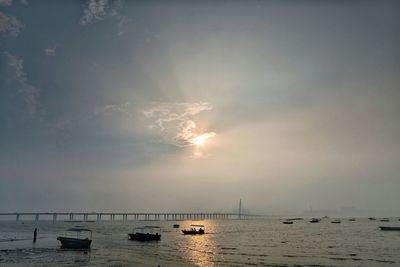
left=239, top=199, right=242, bottom=219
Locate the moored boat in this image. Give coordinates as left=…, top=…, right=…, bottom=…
left=182, top=224, right=205, bottom=235
left=173, top=224, right=180, bottom=228
left=380, top=218, right=390, bottom=222
left=309, top=218, right=320, bottom=223
left=368, top=217, right=376, bottom=221
left=128, top=226, right=161, bottom=241
left=331, top=219, right=341, bottom=224
left=57, top=227, right=92, bottom=249
left=282, top=220, right=293, bottom=224
left=379, top=226, right=400, bottom=231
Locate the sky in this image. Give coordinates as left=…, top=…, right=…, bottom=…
left=0, top=0, right=399, bottom=216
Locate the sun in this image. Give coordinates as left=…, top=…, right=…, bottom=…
left=193, top=135, right=206, bottom=146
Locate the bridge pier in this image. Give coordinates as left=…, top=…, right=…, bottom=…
left=16, top=214, right=20, bottom=221
left=53, top=213, right=57, bottom=222
left=35, top=214, right=39, bottom=221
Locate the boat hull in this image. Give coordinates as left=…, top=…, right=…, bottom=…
left=57, top=237, right=91, bottom=249
left=182, top=230, right=205, bottom=235
left=379, top=226, right=400, bottom=231
left=128, top=233, right=161, bottom=241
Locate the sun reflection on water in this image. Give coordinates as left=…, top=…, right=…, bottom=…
left=179, top=221, right=218, bottom=267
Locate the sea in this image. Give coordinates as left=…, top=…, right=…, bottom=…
left=0, top=218, right=399, bottom=266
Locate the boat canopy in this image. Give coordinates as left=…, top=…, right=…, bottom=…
left=133, top=226, right=161, bottom=233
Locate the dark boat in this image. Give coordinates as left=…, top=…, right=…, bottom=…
left=173, top=224, right=180, bottom=228
left=379, top=226, right=400, bottom=231
left=331, top=219, right=341, bottom=224
left=282, top=221, right=293, bottom=224
left=57, top=227, right=92, bottom=249
left=368, top=217, right=376, bottom=221
left=380, top=218, right=390, bottom=222
left=348, top=218, right=356, bottom=221
left=128, top=226, right=161, bottom=241
left=182, top=224, right=205, bottom=235
left=309, top=218, right=320, bottom=223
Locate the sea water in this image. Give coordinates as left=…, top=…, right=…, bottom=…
left=0, top=218, right=399, bottom=266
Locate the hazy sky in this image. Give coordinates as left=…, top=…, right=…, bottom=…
left=1, top=0, right=399, bottom=215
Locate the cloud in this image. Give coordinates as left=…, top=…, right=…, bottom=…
left=80, top=0, right=123, bottom=26
left=0, top=0, right=12, bottom=6
left=116, top=14, right=130, bottom=36
left=143, top=102, right=216, bottom=147
left=44, top=45, right=56, bottom=56
left=96, top=102, right=132, bottom=118
left=84, top=102, right=133, bottom=122
left=3, top=52, right=41, bottom=117
left=0, top=11, right=23, bottom=36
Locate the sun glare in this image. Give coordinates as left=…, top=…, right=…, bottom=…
left=193, top=135, right=206, bottom=146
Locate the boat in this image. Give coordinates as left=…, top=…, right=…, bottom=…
left=182, top=224, right=205, bottom=235
left=57, top=227, right=92, bottom=249
left=282, top=221, right=293, bottom=224
left=331, top=219, right=341, bottom=224
left=368, top=217, right=376, bottom=221
left=173, top=224, right=180, bottom=228
left=379, top=226, right=400, bottom=231
left=128, top=226, right=161, bottom=241
left=348, top=218, right=356, bottom=221
left=309, top=218, right=320, bottom=223
left=286, top=218, right=303, bottom=221
left=380, top=218, right=390, bottom=222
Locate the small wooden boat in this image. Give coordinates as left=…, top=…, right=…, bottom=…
left=57, top=227, right=92, bottom=249
left=348, top=218, right=356, bottom=221
left=309, top=218, right=320, bottom=223
left=182, top=224, right=205, bottom=235
left=282, top=220, right=293, bottom=224
left=368, top=217, right=376, bottom=221
left=331, top=219, right=341, bottom=224
left=173, top=224, right=180, bottom=228
left=128, top=226, right=161, bottom=241
left=379, top=226, right=400, bottom=231
left=380, top=218, right=390, bottom=222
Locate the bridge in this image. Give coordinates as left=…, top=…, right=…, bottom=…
left=0, top=212, right=264, bottom=222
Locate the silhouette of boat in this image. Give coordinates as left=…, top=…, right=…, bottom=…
left=380, top=218, right=390, bottom=222
left=379, top=226, right=400, bottom=231
left=368, top=217, right=376, bottom=221
left=282, top=221, right=293, bottom=224
left=348, top=218, right=356, bottom=221
left=182, top=224, right=205, bottom=235
left=331, top=219, right=341, bottom=223
left=173, top=224, right=180, bottom=228
left=57, top=227, right=92, bottom=249
left=286, top=218, right=303, bottom=221
left=309, top=218, right=320, bottom=223
left=128, top=226, right=161, bottom=241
